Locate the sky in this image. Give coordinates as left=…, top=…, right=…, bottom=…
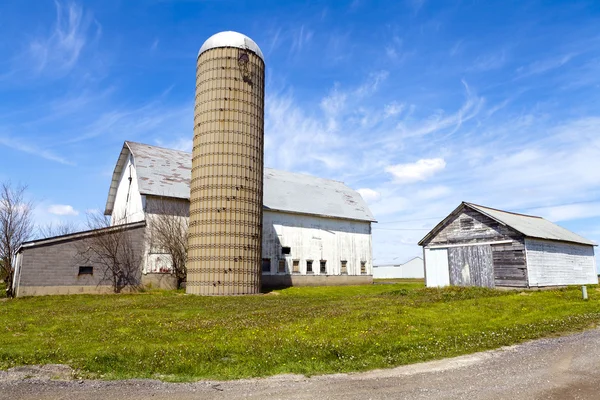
left=1, top=0, right=600, bottom=265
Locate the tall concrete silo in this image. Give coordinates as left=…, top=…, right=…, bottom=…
left=186, top=31, right=265, bottom=295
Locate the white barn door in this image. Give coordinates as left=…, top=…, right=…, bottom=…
left=425, top=248, right=450, bottom=287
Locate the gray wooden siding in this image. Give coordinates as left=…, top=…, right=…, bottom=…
left=424, top=207, right=523, bottom=246
left=448, top=245, right=494, bottom=288
left=492, top=241, right=528, bottom=287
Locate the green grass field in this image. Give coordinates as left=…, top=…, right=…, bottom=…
left=1, top=283, right=600, bottom=381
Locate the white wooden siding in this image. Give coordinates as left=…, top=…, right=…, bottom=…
left=424, top=248, right=450, bottom=287
left=262, top=210, right=372, bottom=276
left=111, top=154, right=145, bottom=224
left=525, top=238, right=598, bottom=286
left=373, top=258, right=424, bottom=279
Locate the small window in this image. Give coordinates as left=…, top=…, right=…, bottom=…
left=341, top=261, right=347, bottom=275
left=281, top=246, right=291, bottom=255
left=278, top=259, right=286, bottom=273
left=292, top=260, right=300, bottom=274
left=320, top=260, right=327, bottom=274
left=360, top=261, right=366, bottom=275
left=306, top=260, right=313, bottom=274
left=262, top=258, right=271, bottom=273
left=78, top=266, right=93, bottom=276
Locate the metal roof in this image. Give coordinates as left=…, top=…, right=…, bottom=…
left=418, top=202, right=595, bottom=246
left=105, top=141, right=375, bottom=222
left=198, top=31, right=264, bottom=60
left=465, top=203, right=596, bottom=246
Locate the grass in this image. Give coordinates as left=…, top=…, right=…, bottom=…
left=1, top=283, right=600, bottom=381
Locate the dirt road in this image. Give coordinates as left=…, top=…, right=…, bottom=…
left=3, top=328, right=600, bottom=400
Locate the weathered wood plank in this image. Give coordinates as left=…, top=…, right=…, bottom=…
left=448, top=245, right=494, bottom=288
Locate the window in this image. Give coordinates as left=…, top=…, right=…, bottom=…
left=292, top=260, right=300, bottom=274
left=360, top=261, right=367, bottom=275
left=281, top=246, right=291, bottom=255
left=78, top=266, right=93, bottom=276
left=341, top=261, right=347, bottom=275
left=306, top=260, right=313, bottom=274
left=262, top=258, right=271, bottom=273
left=320, top=260, right=327, bottom=274
left=278, top=259, right=286, bottom=273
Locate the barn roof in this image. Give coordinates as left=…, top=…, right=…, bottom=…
left=419, top=202, right=595, bottom=246
left=105, top=141, right=376, bottom=222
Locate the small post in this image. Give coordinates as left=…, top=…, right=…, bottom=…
left=582, top=285, right=588, bottom=300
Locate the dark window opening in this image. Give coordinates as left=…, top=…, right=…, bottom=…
left=292, top=260, right=300, bottom=274
left=306, top=260, right=313, bottom=274
left=78, top=266, right=93, bottom=276
left=320, top=260, right=327, bottom=274
left=262, top=258, right=271, bottom=273
left=360, top=261, right=367, bottom=274
left=341, top=261, right=348, bottom=275
left=282, top=246, right=291, bottom=255
left=278, top=259, right=286, bottom=273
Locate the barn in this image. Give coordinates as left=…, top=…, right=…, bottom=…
left=12, top=141, right=375, bottom=296
left=419, top=202, right=598, bottom=288
left=373, top=257, right=424, bottom=279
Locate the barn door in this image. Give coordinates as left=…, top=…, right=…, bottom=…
left=448, top=245, right=494, bottom=288
left=425, top=248, right=450, bottom=287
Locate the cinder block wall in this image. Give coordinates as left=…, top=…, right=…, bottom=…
left=15, top=225, right=146, bottom=297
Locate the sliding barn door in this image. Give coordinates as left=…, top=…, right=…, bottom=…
left=448, top=245, right=494, bottom=288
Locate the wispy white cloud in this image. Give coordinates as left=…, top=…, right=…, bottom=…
left=385, top=158, right=446, bottom=184
left=48, top=204, right=79, bottom=216
left=0, top=135, right=73, bottom=165
left=516, top=53, right=576, bottom=77
left=28, top=1, right=96, bottom=75
left=290, top=25, right=314, bottom=55
left=468, top=50, right=507, bottom=72
left=357, top=188, right=382, bottom=203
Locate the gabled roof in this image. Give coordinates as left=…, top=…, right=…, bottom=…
left=419, top=202, right=595, bottom=246
left=105, top=141, right=376, bottom=222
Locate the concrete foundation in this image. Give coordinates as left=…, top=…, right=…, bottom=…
left=262, top=274, right=373, bottom=288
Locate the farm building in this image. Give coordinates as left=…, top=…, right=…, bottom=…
left=419, top=202, right=598, bottom=288
left=373, top=257, right=424, bottom=279
left=12, top=141, right=375, bottom=297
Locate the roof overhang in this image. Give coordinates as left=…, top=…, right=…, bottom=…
left=104, top=142, right=133, bottom=216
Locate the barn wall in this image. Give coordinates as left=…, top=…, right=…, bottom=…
left=14, top=225, right=146, bottom=297
left=262, top=210, right=372, bottom=277
left=525, top=238, right=598, bottom=287
left=111, top=154, right=145, bottom=225
left=373, top=258, right=424, bottom=279
left=492, top=242, right=527, bottom=287
left=424, top=207, right=522, bottom=246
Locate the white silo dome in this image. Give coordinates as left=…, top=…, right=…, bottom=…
left=198, top=31, right=264, bottom=60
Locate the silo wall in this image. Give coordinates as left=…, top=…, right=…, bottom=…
left=187, top=46, right=265, bottom=295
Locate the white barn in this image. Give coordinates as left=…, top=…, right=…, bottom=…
left=373, top=257, right=424, bottom=279
left=419, top=202, right=597, bottom=289
left=106, top=141, right=376, bottom=288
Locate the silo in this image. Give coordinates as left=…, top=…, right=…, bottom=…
left=186, top=31, right=265, bottom=295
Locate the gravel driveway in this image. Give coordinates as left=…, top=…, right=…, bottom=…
left=2, top=327, right=600, bottom=400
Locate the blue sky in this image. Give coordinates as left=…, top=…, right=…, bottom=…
left=1, top=0, right=600, bottom=264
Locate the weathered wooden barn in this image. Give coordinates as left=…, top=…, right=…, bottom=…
left=419, top=202, right=598, bottom=288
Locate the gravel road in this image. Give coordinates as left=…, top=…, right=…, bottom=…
left=3, top=328, right=600, bottom=400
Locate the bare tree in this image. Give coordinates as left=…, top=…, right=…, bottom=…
left=0, top=182, right=34, bottom=297
left=146, top=198, right=189, bottom=289
left=76, top=212, right=142, bottom=293
left=37, top=221, right=79, bottom=239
